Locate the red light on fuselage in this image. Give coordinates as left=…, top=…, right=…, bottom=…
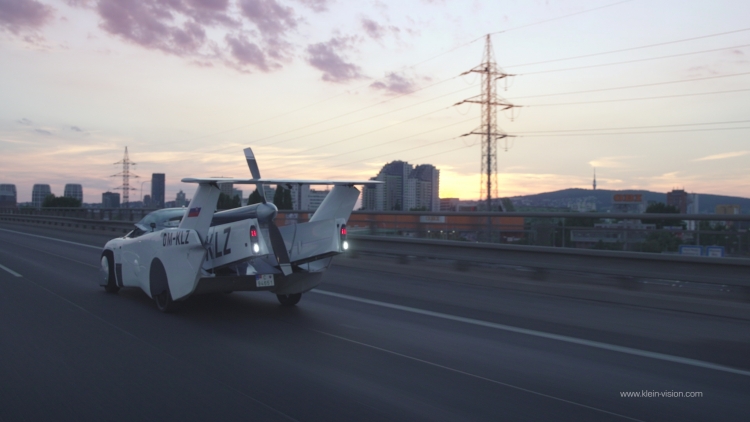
left=341, top=227, right=347, bottom=236
left=250, top=226, right=258, bottom=238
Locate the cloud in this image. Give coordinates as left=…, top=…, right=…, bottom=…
left=306, top=36, right=363, bottom=82
left=693, top=151, right=749, bottom=162
left=70, top=126, right=83, bottom=132
left=225, top=33, right=272, bottom=71
left=96, top=0, right=214, bottom=56
left=293, top=0, right=331, bottom=12
left=588, top=156, right=635, bottom=168
left=17, top=118, right=32, bottom=125
left=360, top=17, right=399, bottom=40
left=370, top=72, right=417, bottom=95
left=35, top=128, right=52, bottom=135
left=239, top=0, right=297, bottom=37
left=0, top=0, right=54, bottom=34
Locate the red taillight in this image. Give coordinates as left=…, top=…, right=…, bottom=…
left=250, top=225, right=260, bottom=254
left=340, top=224, right=349, bottom=250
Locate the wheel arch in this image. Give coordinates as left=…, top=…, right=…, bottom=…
left=149, top=258, right=169, bottom=299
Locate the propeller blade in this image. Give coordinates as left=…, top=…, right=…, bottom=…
left=244, top=147, right=267, bottom=204
left=267, top=221, right=292, bottom=276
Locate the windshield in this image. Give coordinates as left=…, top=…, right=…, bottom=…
left=135, top=208, right=186, bottom=232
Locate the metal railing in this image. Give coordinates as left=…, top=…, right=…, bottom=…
left=2, top=207, right=749, bottom=257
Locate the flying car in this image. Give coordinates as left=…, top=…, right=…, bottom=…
left=99, top=147, right=378, bottom=312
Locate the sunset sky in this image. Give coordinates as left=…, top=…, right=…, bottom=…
left=1, top=0, right=749, bottom=204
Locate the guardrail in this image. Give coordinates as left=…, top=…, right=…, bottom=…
left=0, top=213, right=134, bottom=234
left=2, top=213, right=749, bottom=296
left=347, top=235, right=750, bottom=289
left=3, top=208, right=750, bottom=256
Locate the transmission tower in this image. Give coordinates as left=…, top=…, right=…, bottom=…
left=456, top=34, right=518, bottom=212
left=111, top=146, right=139, bottom=207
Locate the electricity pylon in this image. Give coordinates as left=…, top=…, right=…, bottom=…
left=111, top=146, right=139, bottom=207
left=456, top=34, right=518, bottom=212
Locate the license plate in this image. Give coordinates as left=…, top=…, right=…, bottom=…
left=255, top=274, right=274, bottom=287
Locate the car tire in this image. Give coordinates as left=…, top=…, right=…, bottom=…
left=101, top=252, right=119, bottom=294
left=150, top=259, right=176, bottom=313
left=277, top=293, right=301, bottom=306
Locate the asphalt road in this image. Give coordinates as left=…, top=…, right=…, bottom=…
left=0, top=223, right=748, bottom=421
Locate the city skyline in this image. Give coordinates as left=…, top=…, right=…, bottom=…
left=1, top=0, right=749, bottom=203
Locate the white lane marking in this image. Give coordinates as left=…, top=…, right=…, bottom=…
left=312, top=290, right=750, bottom=378
left=315, top=330, right=645, bottom=422
left=0, top=228, right=101, bottom=250
left=0, top=263, right=22, bottom=277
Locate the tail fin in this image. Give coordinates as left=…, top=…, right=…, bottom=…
left=309, top=185, right=360, bottom=223
left=178, top=182, right=221, bottom=241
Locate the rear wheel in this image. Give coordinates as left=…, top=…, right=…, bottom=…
left=154, top=289, right=175, bottom=313
left=150, top=260, right=177, bottom=313
left=101, top=253, right=119, bottom=294
left=277, top=293, right=301, bottom=306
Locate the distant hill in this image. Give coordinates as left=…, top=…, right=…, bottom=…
left=508, top=188, right=750, bottom=214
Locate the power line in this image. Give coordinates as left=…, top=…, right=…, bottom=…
left=326, top=135, right=462, bottom=169
left=505, top=27, right=750, bottom=69
left=518, top=119, right=750, bottom=134
left=520, top=44, right=750, bottom=76
left=323, top=120, right=750, bottom=170
left=262, top=116, right=475, bottom=172
left=509, top=71, right=750, bottom=100
left=519, top=126, right=750, bottom=137
left=256, top=84, right=477, bottom=149
left=253, top=105, right=456, bottom=171
left=250, top=76, right=463, bottom=146
left=525, top=87, right=750, bottom=107
left=490, top=0, right=634, bottom=35
left=318, top=118, right=474, bottom=162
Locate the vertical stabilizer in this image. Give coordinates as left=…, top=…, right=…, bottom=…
left=178, top=183, right=221, bottom=241
left=309, top=185, right=360, bottom=222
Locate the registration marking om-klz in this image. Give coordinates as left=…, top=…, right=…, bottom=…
left=162, top=230, right=190, bottom=247
left=206, top=227, right=232, bottom=260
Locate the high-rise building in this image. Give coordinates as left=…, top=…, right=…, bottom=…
left=362, top=161, right=440, bottom=211
left=220, top=182, right=233, bottom=197
left=175, top=190, right=187, bottom=207
left=687, top=193, right=699, bottom=214
left=666, top=189, right=689, bottom=214
left=143, top=194, right=151, bottom=207
left=0, top=184, right=17, bottom=208
left=102, top=192, right=121, bottom=208
left=407, top=164, right=440, bottom=211
left=31, top=184, right=52, bottom=208
left=290, top=184, right=310, bottom=210
left=151, top=173, right=165, bottom=208
left=308, top=189, right=329, bottom=211
left=63, top=184, right=83, bottom=202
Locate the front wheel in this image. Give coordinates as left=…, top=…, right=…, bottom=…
left=100, top=253, right=119, bottom=294
left=277, top=293, right=301, bottom=306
